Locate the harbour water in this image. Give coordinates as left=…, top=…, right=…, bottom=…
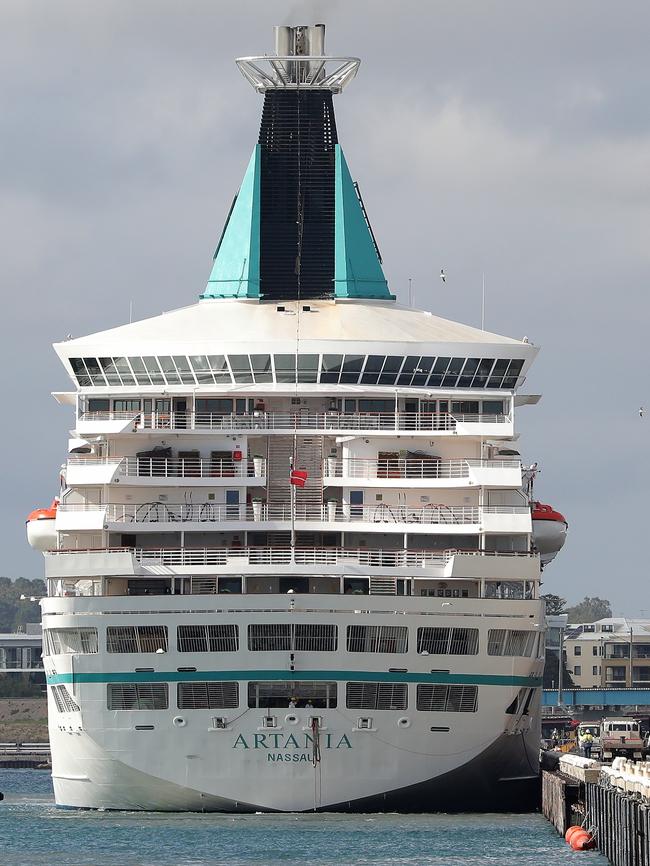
left=0, top=770, right=608, bottom=866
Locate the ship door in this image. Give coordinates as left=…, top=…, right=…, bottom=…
left=173, top=398, right=187, bottom=428
left=350, top=490, right=364, bottom=518
left=226, top=490, right=241, bottom=520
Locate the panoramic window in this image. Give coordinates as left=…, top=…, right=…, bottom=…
left=346, top=682, right=407, bottom=710
left=106, top=626, right=168, bottom=654
left=44, top=628, right=98, bottom=655
left=107, top=683, right=168, bottom=710
left=347, top=625, right=408, bottom=654
left=177, top=624, right=239, bottom=652
left=487, top=630, right=537, bottom=657
left=417, top=627, right=479, bottom=655
left=248, top=624, right=337, bottom=652
left=177, top=682, right=239, bottom=710
left=416, top=684, right=478, bottom=713
left=247, top=681, right=337, bottom=708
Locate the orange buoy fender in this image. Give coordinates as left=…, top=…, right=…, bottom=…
left=570, top=831, right=596, bottom=850
left=564, top=825, right=583, bottom=843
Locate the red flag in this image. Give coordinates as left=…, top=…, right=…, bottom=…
left=290, top=469, right=308, bottom=488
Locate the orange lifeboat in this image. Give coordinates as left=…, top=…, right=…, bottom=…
left=532, top=502, right=567, bottom=566
left=26, top=498, right=59, bottom=551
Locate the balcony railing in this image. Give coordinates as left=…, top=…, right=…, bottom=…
left=323, top=457, right=521, bottom=480
left=77, top=410, right=511, bottom=433
left=121, top=456, right=263, bottom=479
left=90, top=502, right=484, bottom=525
left=68, top=455, right=265, bottom=479
left=58, top=501, right=530, bottom=526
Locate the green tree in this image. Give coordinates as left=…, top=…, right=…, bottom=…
left=564, top=596, right=612, bottom=623
left=0, top=577, right=45, bottom=632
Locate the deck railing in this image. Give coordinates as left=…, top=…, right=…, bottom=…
left=73, top=502, right=496, bottom=525
left=77, top=410, right=511, bottom=433
left=323, top=457, right=521, bottom=480
left=45, top=545, right=538, bottom=567
left=68, top=455, right=265, bottom=479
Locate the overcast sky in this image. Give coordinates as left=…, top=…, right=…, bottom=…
left=2, top=1, right=649, bottom=614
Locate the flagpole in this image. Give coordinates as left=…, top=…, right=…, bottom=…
left=290, top=452, right=296, bottom=562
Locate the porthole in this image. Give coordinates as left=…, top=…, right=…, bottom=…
left=397, top=717, right=410, bottom=728
left=285, top=714, right=299, bottom=725
left=173, top=716, right=187, bottom=728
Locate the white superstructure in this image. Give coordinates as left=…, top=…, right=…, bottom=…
left=31, top=24, right=560, bottom=812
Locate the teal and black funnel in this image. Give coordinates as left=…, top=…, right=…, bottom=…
left=202, top=30, right=393, bottom=303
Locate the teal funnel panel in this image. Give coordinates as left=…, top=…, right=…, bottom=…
left=202, top=146, right=261, bottom=299
left=334, top=146, right=393, bottom=300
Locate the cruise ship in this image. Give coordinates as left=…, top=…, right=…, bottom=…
left=27, top=24, right=567, bottom=812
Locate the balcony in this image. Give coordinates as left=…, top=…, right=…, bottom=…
left=75, top=410, right=513, bottom=438
left=323, top=457, right=522, bottom=488
left=66, top=456, right=266, bottom=487
left=53, top=501, right=531, bottom=535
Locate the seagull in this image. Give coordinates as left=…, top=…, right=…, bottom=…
left=440, top=269, right=446, bottom=283
left=640, top=407, right=645, bottom=418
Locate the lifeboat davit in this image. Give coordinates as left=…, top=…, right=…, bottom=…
left=532, top=502, right=567, bottom=566
left=26, top=499, right=58, bottom=551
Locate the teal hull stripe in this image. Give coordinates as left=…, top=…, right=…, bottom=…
left=47, top=670, right=541, bottom=688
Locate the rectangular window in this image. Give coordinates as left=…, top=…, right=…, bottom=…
left=346, top=682, right=407, bottom=711
left=113, top=399, right=141, bottom=413
left=157, top=356, right=181, bottom=385
left=248, top=624, right=337, bottom=652
left=297, top=354, right=320, bottom=383
left=274, top=354, right=297, bottom=383
left=417, top=627, right=479, bottom=655
left=340, top=354, right=364, bottom=384
left=142, top=356, right=165, bottom=384
left=250, top=354, right=273, bottom=383
left=487, top=358, right=510, bottom=388
left=320, top=354, right=343, bottom=383
left=347, top=625, right=408, bottom=654
left=98, top=357, right=122, bottom=386
left=574, top=645, right=582, bottom=656
left=416, top=684, right=478, bottom=713
left=107, top=683, right=168, bottom=710
left=470, top=358, right=495, bottom=389
left=177, top=682, right=239, bottom=709
left=592, top=666, right=599, bottom=676
left=44, top=628, right=98, bottom=655
left=228, top=354, right=253, bottom=384
left=487, top=630, right=537, bottom=657
left=481, top=400, right=504, bottom=415
left=128, top=357, right=152, bottom=385
left=247, top=681, right=337, bottom=708
left=574, top=665, right=582, bottom=676
left=177, top=624, right=239, bottom=653
left=106, top=626, right=168, bottom=653
left=112, top=357, right=136, bottom=386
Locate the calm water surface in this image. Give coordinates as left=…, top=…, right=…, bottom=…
left=0, top=770, right=607, bottom=866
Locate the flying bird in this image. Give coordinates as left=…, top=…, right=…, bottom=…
left=640, top=407, right=645, bottom=418
left=440, top=269, right=446, bottom=283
